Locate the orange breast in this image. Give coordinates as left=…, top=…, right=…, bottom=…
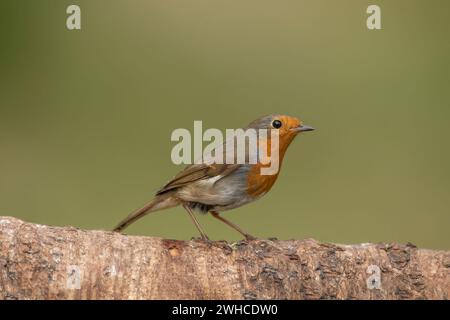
left=246, top=164, right=280, bottom=198
left=246, top=133, right=296, bottom=198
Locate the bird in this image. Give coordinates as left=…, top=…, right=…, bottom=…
left=113, top=114, right=314, bottom=240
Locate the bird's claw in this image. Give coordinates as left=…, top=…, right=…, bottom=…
left=191, top=236, right=212, bottom=244
left=244, top=234, right=258, bottom=241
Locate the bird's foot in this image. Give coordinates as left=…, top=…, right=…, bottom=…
left=191, top=236, right=212, bottom=243
left=244, top=234, right=258, bottom=241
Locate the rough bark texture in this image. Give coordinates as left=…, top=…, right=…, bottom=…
left=0, top=216, right=449, bottom=300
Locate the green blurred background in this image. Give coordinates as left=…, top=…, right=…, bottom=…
left=1, top=1, right=449, bottom=249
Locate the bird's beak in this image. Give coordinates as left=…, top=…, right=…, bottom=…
left=291, top=124, right=315, bottom=133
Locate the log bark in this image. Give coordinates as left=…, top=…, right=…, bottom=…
left=0, top=216, right=449, bottom=300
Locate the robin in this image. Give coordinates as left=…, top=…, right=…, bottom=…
left=113, top=114, right=314, bottom=240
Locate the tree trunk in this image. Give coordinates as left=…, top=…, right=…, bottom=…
left=0, top=216, right=448, bottom=300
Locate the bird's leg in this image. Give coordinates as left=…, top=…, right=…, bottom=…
left=210, top=211, right=257, bottom=241
left=183, top=204, right=210, bottom=241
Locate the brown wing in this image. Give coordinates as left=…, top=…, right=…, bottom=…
left=157, top=126, right=257, bottom=195
left=156, top=163, right=240, bottom=195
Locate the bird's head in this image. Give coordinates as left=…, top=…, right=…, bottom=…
left=247, top=114, right=315, bottom=139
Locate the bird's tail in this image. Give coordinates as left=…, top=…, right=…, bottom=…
left=113, top=194, right=178, bottom=232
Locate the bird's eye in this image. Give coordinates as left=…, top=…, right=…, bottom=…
left=272, top=120, right=282, bottom=129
